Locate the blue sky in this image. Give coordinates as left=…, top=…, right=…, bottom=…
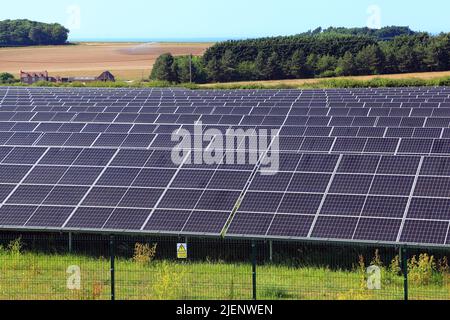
left=1, top=0, right=447, bottom=40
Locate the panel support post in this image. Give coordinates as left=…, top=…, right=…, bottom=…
left=251, top=240, right=257, bottom=300
left=400, top=247, right=408, bottom=301
left=269, top=241, right=273, bottom=262
left=68, top=232, right=72, bottom=253
left=110, top=235, right=115, bottom=301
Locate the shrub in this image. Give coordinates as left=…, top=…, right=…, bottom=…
left=133, top=243, right=157, bottom=265
left=408, top=254, right=437, bottom=286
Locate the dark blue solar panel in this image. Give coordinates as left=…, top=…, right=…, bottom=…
left=321, top=195, right=365, bottom=216
left=249, top=172, right=293, bottom=192
left=171, top=170, right=214, bottom=189
left=288, top=173, right=331, bottom=193
left=0, top=205, right=37, bottom=226
left=330, top=174, right=372, bottom=194
left=36, top=133, right=72, bottom=146
left=103, top=208, right=150, bottom=230
left=39, top=148, right=82, bottom=165
left=362, top=196, right=408, bottom=218
left=59, top=167, right=103, bottom=186
left=398, top=139, right=433, bottom=154
left=407, top=198, right=450, bottom=220
left=64, top=133, right=98, bottom=147
left=6, top=133, right=41, bottom=146
left=297, top=154, right=339, bottom=172
left=370, top=176, right=414, bottom=196
left=74, top=149, right=116, bottom=166
left=377, top=156, right=420, bottom=175
left=311, top=216, right=358, bottom=240
left=94, top=134, right=127, bottom=147
left=267, top=215, right=314, bottom=238
left=26, top=206, right=74, bottom=228
left=82, top=187, right=128, bottom=207
left=421, top=157, right=450, bottom=176
left=183, top=211, right=230, bottom=234
left=97, top=168, right=140, bottom=187
left=3, top=147, right=46, bottom=165
left=65, top=207, right=114, bottom=229
left=353, top=218, right=401, bottom=242
left=44, top=186, right=89, bottom=205
left=195, top=190, right=240, bottom=211
left=118, top=188, right=163, bottom=208
left=7, top=185, right=53, bottom=204
left=227, top=212, right=274, bottom=236
left=432, top=139, right=450, bottom=154
left=158, top=189, right=203, bottom=209
left=24, top=166, right=67, bottom=184
left=364, top=138, right=398, bottom=153
left=400, top=220, right=448, bottom=245
left=332, top=138, right=367, bottom=152
left=300, top=137, right=334, bottom=152
left=144, top=210, right=190, bottom=232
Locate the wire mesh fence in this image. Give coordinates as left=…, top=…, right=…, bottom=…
left=0, top=232, right=449, bottom=300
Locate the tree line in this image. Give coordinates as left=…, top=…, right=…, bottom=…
left=151, top=26, right=450, bottom=83
left=0, top=20, right=69, bottom=46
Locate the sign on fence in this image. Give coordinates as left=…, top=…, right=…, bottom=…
left=177, top=243, right=188, bottom=259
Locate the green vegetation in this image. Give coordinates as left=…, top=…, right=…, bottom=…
left=150, top=26, right=450, bottom=84
left=0, top=19, right=69, bottom=46
left=2, top=74, right=450, bottom=90
left=0, top=72, right=16, bottom=84
left=0, top=239, right=450, bottom=300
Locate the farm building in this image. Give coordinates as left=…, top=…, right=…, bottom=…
left=20, top=71, right=50, bottom=84
left=20, top=70, right=115, bottom=84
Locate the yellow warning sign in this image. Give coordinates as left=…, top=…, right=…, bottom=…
left=177, top=243, right=188, bottom=259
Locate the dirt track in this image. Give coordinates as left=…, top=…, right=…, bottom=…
left=0, top=42, right=211, bottom=80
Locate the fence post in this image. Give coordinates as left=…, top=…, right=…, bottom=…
left=110, top=235, right=115, bottom=301
left=400, top=247, right=408, bottom=301
left=251, top=240, right=257, bottom=300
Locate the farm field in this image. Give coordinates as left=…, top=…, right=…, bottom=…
left=1, top=250, right=449, bottom=300
left=0, top=42, right=212, bottom=81
left=200, top=70, right=450, bottom=88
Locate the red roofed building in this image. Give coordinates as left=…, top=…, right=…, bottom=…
left=20, top=71, right=50, bottom=84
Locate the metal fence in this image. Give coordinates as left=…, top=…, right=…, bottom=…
left=0, top=232, right=449, bottom=300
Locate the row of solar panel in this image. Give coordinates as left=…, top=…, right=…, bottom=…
left=0, top=205, right=230, bottom=235
left=227, top=213, right=450, bottom=245
left=5, top=132, right=450, bottom=155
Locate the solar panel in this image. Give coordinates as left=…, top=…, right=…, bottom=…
left=2, top=87, right=450, bottom=246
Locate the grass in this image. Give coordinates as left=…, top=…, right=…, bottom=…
left=1, top=248, right=450, bottom=300
left=3, top=74, right=450, bottom=90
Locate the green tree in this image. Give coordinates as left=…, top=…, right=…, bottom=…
left=255, top=51, right=268, bottom=80
left=0, top=72, right=15, bottom=83
left=220, top=49, right=237, bottom=81
left=316, top=55, right=338, bottom=76
left=236, top=61, right=258, bottom=80
left=205, top=56, right=223, bottom=82
left=266, top=52, right=283, bottom=79
left=150, top=53, right=177, bottom=82
left=288, top=49, right=307, bottom=78
left=356, top=44, right=385, bottom=74
left=305, top=53, right=318, bottom=77
left=336, top=51, right=356, bottom=76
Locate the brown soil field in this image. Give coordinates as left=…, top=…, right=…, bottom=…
left=202, top=71, right=450, bottom=88
left=0, top=42, right=212, bottom=81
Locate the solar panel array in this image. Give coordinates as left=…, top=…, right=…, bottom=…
left=1, top=86, right=450, bottom=247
